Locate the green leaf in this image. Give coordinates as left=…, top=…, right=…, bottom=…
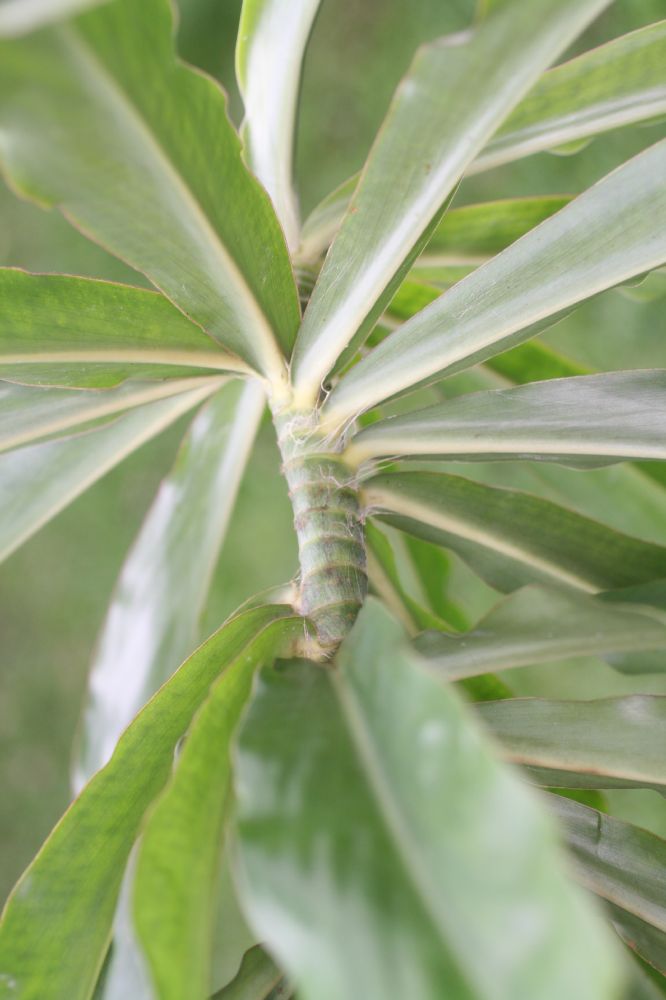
left=415, top=585, right=666, bottom=679
left=0, top=0, right=103, bottom=36
left=0, top=606, right=302, bottom=1000
left=0, top=270, right=248, bottom=388
left=236, top=0, right=321, bottom=250
left=347, top=372, right=666, bottom=468
left=474, top=21, right=666, bottom=173
left=0, top=375, right=224, bottom=454
left=0, top=0, right=300, bottom=382
left=132, top=647, right=259, bottom=1000
left=290, top=0, right=611, bottom=405
left=210, top=947, right=282, bottom=1000
left=478, top=696, right=666, bottom=791
left=235, top=599, right=622, bottom=1000
left=546, top=795, right=666, bottom=936
left=324, top=140, right=666, bottom=425
left=363, top=471, right=666, bottom=593
left=418, top=195, right=571, bottom=265
left=609, top=906, right=666, bottom=978
left=0, top=384, right=216, bottom=564
left=74, top=379, right=265, bottom=787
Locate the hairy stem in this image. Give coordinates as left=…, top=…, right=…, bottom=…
left=274, top=410, right=367, bottom=653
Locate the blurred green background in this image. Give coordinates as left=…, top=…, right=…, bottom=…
left=1, top=0, right=665, bottom=900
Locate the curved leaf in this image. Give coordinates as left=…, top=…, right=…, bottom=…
left=0, top=270, right=247, bottom=388
left=363, top=471, right=666, bottom=593
left=236, top=0, right=321, bottom=249
left=235, top=599, right=622, bottom=1000
left=347, top=372, right=666, bottom=467
left=74, top=380, right=265, bottom=788
left=0, top=375, right=224, bottom=454
left=474, top=21, right=666, bottom=173
left=0, top=0, right=299, bottom=381
left=133, top=644, right=260, bottom=1000
left=478, top=696, right=666, bottom=790
left=211, top=947, right=282, bottom=1000
left=546, top=795, right=666, bottom=934
left=415, top=585, right=666, bottom=680
left=290, top=0, right=610, bottom=404
left=324, top=140, right=666, bottom=425
left=0, top=384, right=217, bottom=565
left=0, top=606, right=302, bottom=1000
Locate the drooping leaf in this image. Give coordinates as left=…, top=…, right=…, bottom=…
left=0, top=606, right=302, bottom=1000
left=132, top=644, right=261, bottom=1000
left=0, top=385, right=216, bottom=565
left=0, top=0, right=104, bottom=36
left=0, top=0, right=300, bottom=380
left=0, top=375, right=224, bottom=454
left=290, top=0, right=611, bottom=404
left=324, top=140, right=666, bottom=425
left=363, top=471, right=666, bottom=593
left=235, top=599, right=622, bottom=1000
left=546, top=794, right=666, bottom=938
left=236, top=0, right=321, bottom=249
left=478, top=696, right=666, bottom=791
left=0, top=270, right=247, bottom=388
left=473, top=21, right=666, bottom=172
left=74, top=379, right=265, bottom=787
left=210, top=947, right=282, bottom=1000
left=347, top=372, right=666, bottom=468
left=415, top=585, right=666, bottom=680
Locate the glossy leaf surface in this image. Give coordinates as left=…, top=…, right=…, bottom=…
left=415, top=585, right=666, bottom=680
left=0, top=0, right=300, bottom=380
left=236, top=0, right=321, bottom=249
left=235, top=599, right=621, bottom=1000
left=325, top=141, right=666, bottom=424
left=0, top=384, right=216, bottom=565
left=74, top=380, right=265, bottom=787
left=0, top=270, right=246, bottom=388
left=291, top=0, right=610, bottom=402
left=363, top=471, right=666, bottom=593
left=0, top=375, right=223, bottom=454
left=347, top=372, right=666, bottom=467
left=0, top=607, right=301, bottom=1000
left=479, top=696, right=666, bottom=791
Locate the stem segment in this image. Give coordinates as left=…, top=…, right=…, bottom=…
left=275, top=411, right=367, bottom=653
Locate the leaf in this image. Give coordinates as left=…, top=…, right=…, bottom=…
left=0, top=375, right=224, bottom=454
left=546, top=794, right=666, bottom=935
left=0, top=606, right=302, bottom=1000
left=236, top=0, right=321, bottom=250
left=210, top=947, right=282, bottom=1000
left=417, top=195, right=571, bottom=265
left=473, top=21, right=666, bottom=173
left=0, top=0, right=103, bottom=36
left=0, top=384, right=217, bottom=565
left=415, top=585, right=666, bottom=680
left=609, top=905, right=666, bottom=978
left=132, top=648, right=259, bottom=1000
left=477, top=696, right=666, bottom=791
left=234, top=599, right=622, bottom=1000
left=347, top=371, right=666, bottom=468
left=0, top=0, right=300, bottom=381
left=0, top=270, right=248, bottom=389
left=289, top=0, right=611, bottom=405
left=74, top=380, right=265, bottom=788
left=323, top=140, right=666, bottom=425
left=363, top=471, right=666, bottom=593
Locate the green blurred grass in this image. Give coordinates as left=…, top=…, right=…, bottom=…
left=1, top=0, right=665, bottom=900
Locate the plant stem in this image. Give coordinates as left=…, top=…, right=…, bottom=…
left=274, top=409, right=367, bottom=654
